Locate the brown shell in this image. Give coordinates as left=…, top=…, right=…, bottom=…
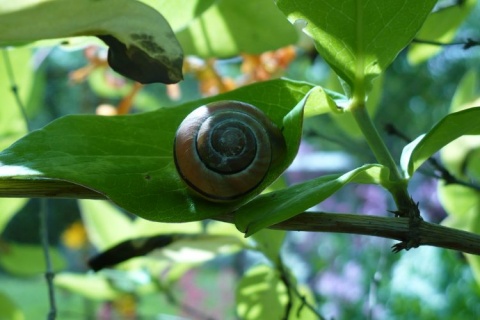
left=174, top=101, right=286, bottom=202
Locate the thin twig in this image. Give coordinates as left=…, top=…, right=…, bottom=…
left=277, top=257, right=326, bottom=320
left=2, top=49, right=57, bottom=319
left=277, top=260, right=293, bottom=320
left=40, top=200, right=57, bottom=320
left=2, top=178, right=480, bottom=255
left=411, top=38, right=480, bottom=50
left=1, top=49, right=31, bottom=131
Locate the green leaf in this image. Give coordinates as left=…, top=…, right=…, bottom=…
left=176, top=0, right=298, bottom=58
left=236, top=265, right=287, bottom=320
left=289, top=284, right=318, bottom=320
left=303, top=86, right=344, bottom=117
left=152, top=234, right=246, bottom=263
left=140, top=0, right=216, bottom=32
left=407, top=0, right=477, bottom=65
left=439, top=184, right=480, bottom=285
left=251, top=229, right=286, bottom=263
left=133, top=218, right=202, bottom=237
left=451, top=71, right=479, bottom=113
left=437, top=73, right=480, bottom=287
left=235, top=164, right=388, bottom=236
left=441, top=72, right=480, bottom=178
left=0, top=292, right=24, bottom=320
left=0, top=0, right=183, bottom=83
left=90, top=221, right=248, bottom=270
left=54, top=273, right=121, bottom=300
left=401, top=107, right=480, bottom=178
left=276, top=0, right=436, bottom=95
left=0, top=243, right=65, bottom=276
left=236, top=264, right=318, bottom=320
left=79, top=200, right=134, bottom=250
left=0, top=199, right=25, bottom=233
left=0, top=79, right=315, bottom=222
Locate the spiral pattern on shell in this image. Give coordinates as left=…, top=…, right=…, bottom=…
left=174, top=101, right=286, bottom=202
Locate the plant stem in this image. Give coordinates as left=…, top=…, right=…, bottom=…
left=40, top=200, right=57, bottom=320
left=1, top=178, right=479, bottom=255
left=217, top=212, right=480, bottom=256
left=349, top=101, right=412, bottom=213
left=3, top=49, right=56, bottom=319
left=350, top=102, right=400, bottom=179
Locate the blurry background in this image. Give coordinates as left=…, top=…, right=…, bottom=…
left=1, top=1, right=480, bottom=319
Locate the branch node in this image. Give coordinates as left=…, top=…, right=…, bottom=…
left=390, top=198, right=423, bottom=252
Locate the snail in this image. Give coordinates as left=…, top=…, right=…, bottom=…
left=174, top=100, right=286, bottom=202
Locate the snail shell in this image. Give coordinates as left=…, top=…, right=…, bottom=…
left=174, top=100, right=286, bottom=202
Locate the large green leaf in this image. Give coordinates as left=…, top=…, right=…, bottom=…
left=0, top=0, right=183, bottom=83
left=235, top=164, right=389, bottom=236
left=0, top=80, right=317, bottom=222
left=401, top=107, right=480, bottom=177
left=408, top=0, right=477, bottom=65
left=176, top=0, right=298, bottom=58
left=276, top=0, right=436, bottom=95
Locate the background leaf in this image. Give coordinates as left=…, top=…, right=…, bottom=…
left=79, top=200, right=133, bottom=250
left=0, top=292, right=24, bottom=320
left=401, top=107, right=480, bottom=177
left=151, top=234, right=246, bottom=264
left=0, top=243, right=65, bottom=276
left=408, top=0, right=477, bottom=65
left=442, top=71, right=480, bottom=176
left=0, top=0, right=183, bottom=83
left=0, top=80, right=315, bottom=222
left=54, top=273, right=121, bottom=301
left=176, top=0, right=298, bottom=58
left=140, top=0, right=216, bottom=32
left=236, top=265, right=287, bottom=320
left=0, top=199, right=25, bottom=233
left=438, top=71, right=480, bottom=287
left=276, top=0, right=436, bottom=93
left=251, top=229, right=286, bottom=263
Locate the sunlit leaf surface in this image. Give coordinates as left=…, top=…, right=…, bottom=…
left=276, top=0, right=436, bottom=93
left=0, top=80, right=317, bottom=222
